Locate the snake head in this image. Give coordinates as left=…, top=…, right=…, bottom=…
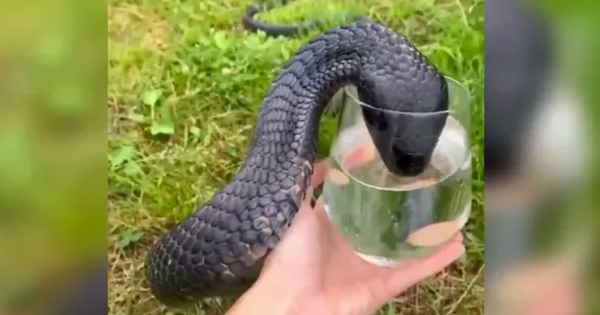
left=357, top=72, right=449, bottom=177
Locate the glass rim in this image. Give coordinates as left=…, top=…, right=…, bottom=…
left=342, top=76, right=471, bottom=117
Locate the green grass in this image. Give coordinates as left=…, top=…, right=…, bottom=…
left=108, top=0, right=484, bottom=314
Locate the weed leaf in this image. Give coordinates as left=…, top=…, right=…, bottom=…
left=116, top=230, right=144, bottom=249
left=109, top=145, right=136, bottom=168
left=150, top=121, right=175, bottom=135
left=142, top=89, right=162, bottom=107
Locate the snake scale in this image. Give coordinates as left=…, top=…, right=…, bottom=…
left=145, top=20, right=449, bottom=305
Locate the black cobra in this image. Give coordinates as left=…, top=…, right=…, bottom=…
left=145, top=21, right=449, bottom=305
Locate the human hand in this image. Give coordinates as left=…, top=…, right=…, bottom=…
left=227, top=161, right=465, bottom=315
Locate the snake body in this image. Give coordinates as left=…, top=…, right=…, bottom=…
left=145, top=21, right=448, bottom=305
left=242, top=0, right=368, bottom=37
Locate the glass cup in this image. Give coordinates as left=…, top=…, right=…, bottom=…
left=321, top=77, right=472, bottom=266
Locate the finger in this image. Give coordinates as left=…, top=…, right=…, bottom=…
left=302, top=185, right=315, bottom=206
left=343, top=144, right=375, bottom=170
left=379, top=232, right=464, bottom=271
left=313, top=195, right=325, bottom=212
left=309, top=160, right=329, bottom=188
left=453, top=232, right=464, bottom=243
left=381, top=241, right=465, bottom=299
left=312, top=196, right=332, bottom=222
left=275, top=187, right=320, bottom=244
left=359, top=241, right=464, bottom=309
left=388, top=235, right=463, bottom=302
left=309, top=196, right=328, bottom=223
left=309, top=196, right=345, bottom=241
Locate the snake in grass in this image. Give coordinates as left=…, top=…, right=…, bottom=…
left=145, top=18, right=449, bottom=305
left=242, top=0, right=369, bottom=37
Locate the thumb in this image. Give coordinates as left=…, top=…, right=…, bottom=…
left=383, top=241, right=465, bottom=297
left=361, top=239, right=465, bottom=309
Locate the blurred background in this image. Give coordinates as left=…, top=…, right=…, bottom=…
left=485, top=0, right=599, bottom=314
left=0, top=0, right=106, bottom=314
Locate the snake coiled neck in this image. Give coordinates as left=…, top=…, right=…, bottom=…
left=145, top=21, right=447, bottom=305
